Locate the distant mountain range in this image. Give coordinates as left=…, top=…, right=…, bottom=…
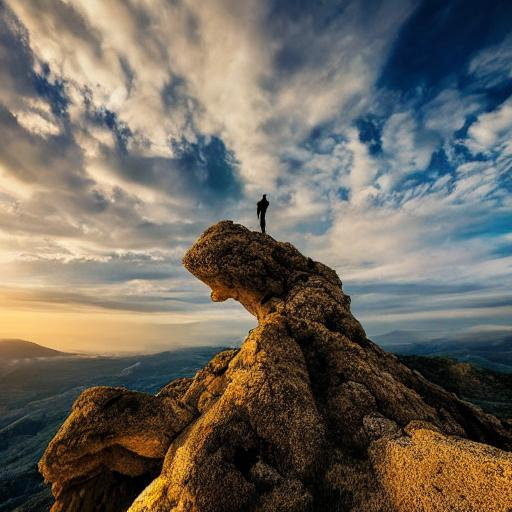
left=373, top=329, right=512, bottom=373
left=0, top=339, right=71, bottom=360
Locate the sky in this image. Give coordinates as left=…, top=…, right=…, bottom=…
left=0, top=0, right=511, bottom=353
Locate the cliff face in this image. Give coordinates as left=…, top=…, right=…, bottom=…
left=39, top=221, right=512, bottom=512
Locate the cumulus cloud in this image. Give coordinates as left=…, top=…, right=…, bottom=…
left=380, top=111, right=436, bottom=177
left=467, top=98, right=512, bottom=154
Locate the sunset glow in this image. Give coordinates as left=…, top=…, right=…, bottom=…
left=1, top=0, right=511, bottom=352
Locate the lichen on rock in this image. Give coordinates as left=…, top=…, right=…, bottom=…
left=39, top=221, right=512, bottom=512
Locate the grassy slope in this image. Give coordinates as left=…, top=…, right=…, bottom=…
left=399, top=355, right=512, bottom=419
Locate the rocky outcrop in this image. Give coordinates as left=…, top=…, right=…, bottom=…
left=370, top=423, right=512, bottom=511
left=38, top=387, right=194, bottom=511
left=39, top=221, right=512, bottom=512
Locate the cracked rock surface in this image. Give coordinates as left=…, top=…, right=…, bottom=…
left=40, top=221, right=512, bottom=512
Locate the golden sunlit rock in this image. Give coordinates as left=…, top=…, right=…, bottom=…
left=40, top=221, right=512, bottom=511
left=371, top=424, right=512, bottom=511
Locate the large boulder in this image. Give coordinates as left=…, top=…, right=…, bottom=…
left=40, top=221, right=512, bottom=512
left=370, top=423, right=512, bottom=511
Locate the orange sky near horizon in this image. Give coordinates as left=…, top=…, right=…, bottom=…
left=0, top=306, right=254, bottom=354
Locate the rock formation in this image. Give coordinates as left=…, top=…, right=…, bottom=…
left=39, top=221, right=512, bottom=512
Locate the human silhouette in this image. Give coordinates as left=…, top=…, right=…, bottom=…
left=257, top=194, right=269, bottom=234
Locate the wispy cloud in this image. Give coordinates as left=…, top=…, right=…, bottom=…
left=0, top=0, right=511, bottom=351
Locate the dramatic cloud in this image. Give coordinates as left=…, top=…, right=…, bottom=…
left=0, top=0, right=511, bottom=351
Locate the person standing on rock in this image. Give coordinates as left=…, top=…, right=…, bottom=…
left=257, top=194, right=269, bottom=234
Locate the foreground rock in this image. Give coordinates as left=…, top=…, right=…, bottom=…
left=371, top=423, right=512, bottom=512
left=40, top=221, right=512, bottom=512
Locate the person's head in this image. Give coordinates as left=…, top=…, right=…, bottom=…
left=263, top=194, right=267, bottom=199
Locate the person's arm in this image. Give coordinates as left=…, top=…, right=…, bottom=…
left=257, top=203, right=260, bottom=218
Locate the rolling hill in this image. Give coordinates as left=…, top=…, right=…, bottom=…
left=0, top=339, right=70, bottom=360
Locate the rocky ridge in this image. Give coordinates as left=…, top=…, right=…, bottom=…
left=39, top=221, right=512, bottom=511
